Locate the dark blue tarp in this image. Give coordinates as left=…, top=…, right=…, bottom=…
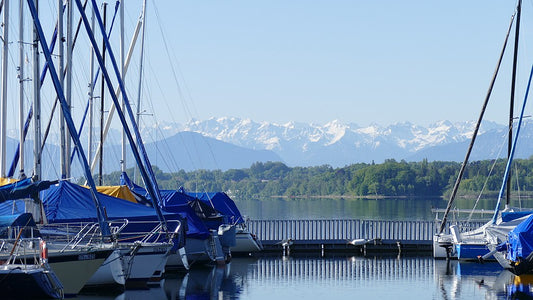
left=120, top=173, right=210, bottom=240
left=158, top=191, right=210, bottom=239
left=41, top=181, right=167, bottom=222
left=0, top=200, right=26, bottom=216
left=507, top=213, right=533, bottom=261
left=40, top=181, right=185, bottom=242
left=0, top=213, right=37, bottom=238
left=502, top=211, right=533, bottom=223
left=186, top=191, right=244, bottom=224
left=0, top=178, right=57, bottom=203
left=122, top=171, right=244, bottom=225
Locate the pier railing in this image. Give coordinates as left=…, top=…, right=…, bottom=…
left=247, top=219, right=487, bottom=242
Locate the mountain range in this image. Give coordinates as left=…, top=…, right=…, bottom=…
left=131, top=117, right=533, bottom=171
left=7, top=117, right=533, bottom=175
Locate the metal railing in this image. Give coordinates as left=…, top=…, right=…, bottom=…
left=246, top=219, right=487, bottom=242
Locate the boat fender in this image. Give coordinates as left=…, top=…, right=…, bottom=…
left=40, top=240, right=48, bottom=265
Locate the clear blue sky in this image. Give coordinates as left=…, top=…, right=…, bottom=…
left=98, top=1, right=533, bottom=126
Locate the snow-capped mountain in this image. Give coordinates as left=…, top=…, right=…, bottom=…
left=11, top=117, right=529, bottom=175
left=132, top=117, right=526, bottom=169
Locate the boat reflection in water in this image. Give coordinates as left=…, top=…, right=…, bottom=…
left=72, top=256, right=533, bottom=299
left=506, top=274, right=533, bottom=299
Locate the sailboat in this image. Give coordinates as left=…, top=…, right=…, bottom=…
left=434, top=0, right=533, bottom=261
left=185, top=190, right=263, bottom=253
left=117, top=172, right=225, bottom=268
left=0, top=235, right=64, bottom=299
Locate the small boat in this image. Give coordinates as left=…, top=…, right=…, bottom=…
left=485, top=212, right=533, bottom=275
left=0, top=237, right=64, bottom=299
left=233, top=223, right=263, bottom=253
left=185, top=190, right=263, bottom=254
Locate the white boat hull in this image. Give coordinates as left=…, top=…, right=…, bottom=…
left=232, top=231, right=263, bottom=253
left=46, top=247, right=111, bottom=296
left=125, top=242, right=171, bottom=288
left=86, top=242, right=171, bottom=289
left=86, top=248, right=127, bottom=287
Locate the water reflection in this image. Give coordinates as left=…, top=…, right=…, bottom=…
left=71, top=256, right=533, bottom=299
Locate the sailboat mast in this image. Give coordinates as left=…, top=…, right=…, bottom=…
left=98, top=2, right=106, bottom=186
left=58, top=0, right=66, bottom=179
left=120, top=0, right=126, bottom=173
left=88, top=5, right=94, bottom=163
left=65, top=0, right=73, bottom=179
left=0, top=0, right=9, bottom=177
left=438, top=12, right=516, bottom=235
left=507, top=0, right=521, bottom=208
left=18, top=0, right=24, bottom=178
left=134, top=0, right=147, bottom=183
left=32, top=0, right=40, bottom=180
left=88, top=12, right=143, bottom=174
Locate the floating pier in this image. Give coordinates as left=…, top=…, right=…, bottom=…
left=246, top=219, right=486, bottom=255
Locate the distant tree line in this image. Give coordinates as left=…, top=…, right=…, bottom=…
left=102, top=158, right=533, bottom=199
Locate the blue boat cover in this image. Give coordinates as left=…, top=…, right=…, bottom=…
left=502, top=211, right=533, bottom=223
left=41, top=181, right=169, bottom=223
left=39, top=181, right=188, bottom=242
left=0, top=213, right=37, bottom=238
left=0, top=200, right=26, bottom=216
left=158, top=190, right=210, bottom=239
left=0, top=178, right=57, bottom=203
left=120, top=173, right=210, bottom=239
left=185, top=190, right=244, bottom=224
left=123, top=172, right=244, bottom=225
left=507, top=213, right=533, bottom=262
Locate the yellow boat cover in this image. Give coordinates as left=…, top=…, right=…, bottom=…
left=94, top=185, right=138, bottom=203
left=0, top=177, right=19, bottom=186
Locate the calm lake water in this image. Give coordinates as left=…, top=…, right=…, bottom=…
left=73, top=256, right=524, bottom=300
left=234, top=196, right=533, bottom=221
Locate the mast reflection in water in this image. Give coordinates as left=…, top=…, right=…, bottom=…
left=75, top=256, right=527, bottom=299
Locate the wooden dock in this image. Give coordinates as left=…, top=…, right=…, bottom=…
left=245, top=219, right=486, bottom=255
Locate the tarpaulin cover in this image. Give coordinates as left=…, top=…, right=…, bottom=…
left=0, top=200, right=25, bottom=216
left=507, top=213, right=533, bottom=261
left=41, top=181, right=170, bottom=222
left=0, top=178, right=57, bottom=203
left=95, top=185, right=137, bottom=203
left=502, top=211, right=533, bottom=223
left=39, top=181, right=186, bottom=243
left=120, top=173, right=210, bottom=239
left=158, top=191, right=210, bottom=239
left=0, top=177, right=19, bottom=187
left=186, top=191, right=244, bottom=224
left=0, top=213, right=37, bottom=238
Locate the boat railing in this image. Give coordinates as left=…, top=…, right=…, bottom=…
left=246, top=219, right=488, bottom=242
left=38, top=222, right=108, bottom=247
left=66, top=222, right=105, bottom=250
left=117, top=219, right=182, bottom=244
left=138, top=221, right=179, bottom=244
left=0, top=237, right=46, bottom=267
left=40, top=219, right=181, bottom=245
left=108, top=219, right=130, bottom=238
